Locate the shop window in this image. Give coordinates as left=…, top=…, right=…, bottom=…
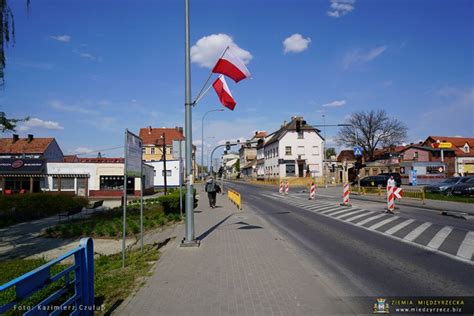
left=53, top=178, right=75, bottom=190
left=286, top=163, right=295, bottom=176
left=100, top=176, right=133, bottom=191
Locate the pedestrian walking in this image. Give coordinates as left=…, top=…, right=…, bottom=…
left=205, top=176, right=220, bottom=208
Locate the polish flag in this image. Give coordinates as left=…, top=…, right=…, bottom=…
left=213, top=75, right=236, bottom=110
left=212, top=48, right=251, bottom=83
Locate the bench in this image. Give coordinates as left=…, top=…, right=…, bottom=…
left=58, top=205, right=84, bottom=222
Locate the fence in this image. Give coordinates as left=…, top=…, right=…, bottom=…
left=227, top=189, right=242, bottom=210
left=350, top=185, right=425, bottom=204
left=0, top=238, right=94, bottom=315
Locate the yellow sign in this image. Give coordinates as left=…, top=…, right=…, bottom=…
left=438, top=142, right=452, bottom=149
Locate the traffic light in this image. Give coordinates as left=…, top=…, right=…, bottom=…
left=225, top=141, right=230, bottom=151
left=218, top=166, right=224, bottom=178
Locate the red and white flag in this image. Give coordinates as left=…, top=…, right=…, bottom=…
left=212, top=48, right=251, bottom=83
left=213, top=75, right=236, bottom=110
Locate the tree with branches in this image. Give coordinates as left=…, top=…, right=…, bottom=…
left=336, top=110, right=408, bottom=161
left=0, top=111, right=28, bottom=132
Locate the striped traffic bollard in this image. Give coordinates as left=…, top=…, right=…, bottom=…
left=340, top=182, right=351, bottom=206
left=387, top=185, right=395, bottom=213
left=285, top=181, right=289, bottom=195
left=279, top=180, right=283, bottom=194
left=309, top=182, right=316, bottom=200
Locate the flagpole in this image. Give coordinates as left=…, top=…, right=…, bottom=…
left=194, top=83, right=214, bottom=105
left=192, top=46, right=229, bottom=105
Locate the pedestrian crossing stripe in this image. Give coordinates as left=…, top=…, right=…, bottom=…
left=265, top=192, right=474, bottom=264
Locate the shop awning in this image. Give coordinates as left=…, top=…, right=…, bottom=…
left=0, top=173, right=89, bottom=178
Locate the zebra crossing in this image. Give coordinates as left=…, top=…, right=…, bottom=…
left=267, top=193, right=474, bottom=264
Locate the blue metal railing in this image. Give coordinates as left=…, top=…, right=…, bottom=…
left=0, top=238, right=94, bottom=315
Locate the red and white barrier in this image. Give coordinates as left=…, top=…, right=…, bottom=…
left=387, top=186, right=403, bottom=213
left=309, top=182, right=316, bottom=200
left=387, top=185, right=395, bottom=213
left=341, top=183, right=351, bottom=206
left=279, top=180, right=283, bottom=194
left=285, top=181, right=289, bottom=195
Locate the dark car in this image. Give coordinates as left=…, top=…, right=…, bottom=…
left=354, top=175, right=390, bottom=187
left=424, top=177, right=468, bottom=195
left=378, top=173, right=402, bottom=187
left=451, top=177, right=474, bottom=197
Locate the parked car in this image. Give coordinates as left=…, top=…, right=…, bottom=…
left=353, top=175, right=391, bottom=187
left=378, top=173, right=402, bottom=187
left=424, top=177, right=468, bottom=195
left=451, top=177, right=474, bottom=197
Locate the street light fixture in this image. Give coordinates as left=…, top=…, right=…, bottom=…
left=201, top=109, right=224, bottom=180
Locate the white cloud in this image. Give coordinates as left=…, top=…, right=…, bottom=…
left=322, top=100, right=346, bottom=107
left=17, top=118, right=64, bottom=132
left=191, top=33, right=252, bottom=68
left=327, top=0, right=355, bottom=18
left=343, top=45, right=387, bottom=69
left=70, top=147, right=94, bottom=155
left=50, top=100, right=98, bottom=115
left=283, top=34, right=311, bottom=54
left=73, top=49, right=102, bottom=62
left=50, top=35, right=71, bottom=42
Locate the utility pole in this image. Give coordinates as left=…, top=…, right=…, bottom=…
left=182, top=0, right=197, bottom=246
left=162, top=133, right=168, bottom=195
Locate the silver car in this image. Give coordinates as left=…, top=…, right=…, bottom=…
left=424, top=177, right=469, bottom=195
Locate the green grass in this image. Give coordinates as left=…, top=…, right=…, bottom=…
left=44, top=204, right=181, bottom=239
left=425, top=192, right=474, bottom=204
left=0, top=246, right=159, bottom=315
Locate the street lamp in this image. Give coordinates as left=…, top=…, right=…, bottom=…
left=203, top=136, right=215, bottom=177
left=201, top=109, right=224, bottom=180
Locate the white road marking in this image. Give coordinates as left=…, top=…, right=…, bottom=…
left=335, top=209, right=366, bottom=219
left=345, top=211, right=374, bottom=222
left=356, top=214, right=386, bottom=226
left=426, top=226, right=453, bottom=250
left=456, top=231, right=474, bottom=260
left=385, top=219, right=415, bottom=235
left=320, top=207, right=345, bottom=214
left=326, top=209, right=356, bottom=217
left=403, top=222, right=432, bottom=242
left=368, top=216, right=399, bottom=230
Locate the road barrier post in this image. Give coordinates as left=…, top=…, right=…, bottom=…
left=340, top=183, right=351, bottom=206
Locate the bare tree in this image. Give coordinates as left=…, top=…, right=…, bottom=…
left=336, top=110, right=408, bottom=161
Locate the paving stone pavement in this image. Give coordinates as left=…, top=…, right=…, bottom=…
left=116, top=188, right=355, bottom=316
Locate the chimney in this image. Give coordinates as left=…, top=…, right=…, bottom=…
left=148, top=126, right=152, bottom=134
left=12, top=134, right=19, bottom=143
left=27, top=134, right=34, bottom=143
left=178, top=127, right=183, bottom=135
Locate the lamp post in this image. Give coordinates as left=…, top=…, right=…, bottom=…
left=322, top=114, right=327, bottom=188
left=203, top=136, right=215, bottom=176
left=201, top=109, right=224, bottom=180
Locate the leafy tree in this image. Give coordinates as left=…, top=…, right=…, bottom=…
left=336, top=110, right=407, bottom=161
left=325, top=148, right=336, bottom=159
left=0, top=0, right=30, bottom=86
left=0, top=111, right=28, bottom=132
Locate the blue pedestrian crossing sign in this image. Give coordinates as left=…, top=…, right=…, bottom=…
left=354, top=147, right=363, bottom=157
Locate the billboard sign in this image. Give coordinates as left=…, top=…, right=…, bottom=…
left=125, top=129, right=142, bottom=177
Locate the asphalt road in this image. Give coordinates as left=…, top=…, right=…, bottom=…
left=225, top=181, right=474, bottom=299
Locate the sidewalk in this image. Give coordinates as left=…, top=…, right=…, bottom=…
left=116, top=187, right=355, bottom=315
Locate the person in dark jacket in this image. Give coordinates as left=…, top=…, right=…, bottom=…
left=204, top=177, right=220, bottom=208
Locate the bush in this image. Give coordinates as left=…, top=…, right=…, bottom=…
left=157, top=189, right=197, bottom=214
left=0, top=193, right=89, bottom=228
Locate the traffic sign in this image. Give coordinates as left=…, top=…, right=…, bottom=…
left=354, top=147, right=363, bottom=157
left=393, top=187, right=403, bottom=199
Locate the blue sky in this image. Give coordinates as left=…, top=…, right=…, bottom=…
left=1, top=0, right=473, bottom=164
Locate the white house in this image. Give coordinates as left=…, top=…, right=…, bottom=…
left=263, top=116, right=324, bottom=179
left=146, top=160, right=182, bottom=187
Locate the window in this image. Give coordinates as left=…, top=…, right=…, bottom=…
left=77, top=178, right=87, bottom=189
left=142, top=147, right=146, bottom=154
left=312, top=146, right=319, bottom=156
left=162, top=170, right=172, bottom=176
left=413, top=151, right=419, bottom=161
left=285, top=146, right=292, bottom=155
left=297, top=146, right=305, bottom=155
left=100, top=176, right=133, bottom=190
left=53, top=178, right=74, bottom=190
left=286, top=163, right=295, bottom=176
left=151, top=148, right=155, bottom=155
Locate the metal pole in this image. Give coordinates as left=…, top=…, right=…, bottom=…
left=201, top=109, right=223, bottom=180
left=162, top=133, right=168, bottom=195
left=122, top=130, right=128, bottom=268
left=179, top=140, right=183, bottom=217
left=183, top=0, right=196, bottom=245
left=322, top=114, right=327, bottom=188
left=140, top=171, right=144, bottom=252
